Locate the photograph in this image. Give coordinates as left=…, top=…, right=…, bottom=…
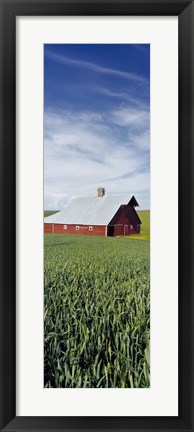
left=44, top=44, right=150, bottom=388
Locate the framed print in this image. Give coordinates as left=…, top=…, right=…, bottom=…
left=0, top=1, right=193, bottom=431
left=17, top=16, right=178, bottom=417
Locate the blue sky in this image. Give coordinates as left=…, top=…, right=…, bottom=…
left=44, top=44, right=150, bottom=209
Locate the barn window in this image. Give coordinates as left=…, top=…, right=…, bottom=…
left=89, top=226, right=93, bottom=231
left=76, top=226, right=79, bottom=230
left=63, top=225, right=67, bottom=230
left=131, top=225, right=133, bottom=229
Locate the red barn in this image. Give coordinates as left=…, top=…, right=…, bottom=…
left=44, top=188, right=141, bottom=237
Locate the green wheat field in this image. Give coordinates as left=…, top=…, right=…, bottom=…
left=44, top=210, right=150, bottom=388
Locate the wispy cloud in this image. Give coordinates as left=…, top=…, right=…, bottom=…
left=110, top=107, right=149, bottom=129
left=45, top=49, right=147, bottom=83
left=95, top=87, right=148, bottom=107
left=44, top=106, right=150, bottom=209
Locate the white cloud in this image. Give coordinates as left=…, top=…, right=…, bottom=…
left=110, top=107, right=150, bottom=129
left=128, top=130, right=150, bottom=152
left=44, top=107, right=150, bottom=209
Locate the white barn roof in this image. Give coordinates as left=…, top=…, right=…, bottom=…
left=44, top=195, right=134, bottom=226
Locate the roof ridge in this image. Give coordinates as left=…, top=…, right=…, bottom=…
left=70, top=193, right=131, bottom=198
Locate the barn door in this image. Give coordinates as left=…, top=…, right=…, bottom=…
left=124, top=225, right=128, bottom=235
left=107, top=226, right=114, bottom=237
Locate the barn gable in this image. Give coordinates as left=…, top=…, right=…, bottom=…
left=109, top=204, right=141, bottom=226
left=108, top=204, right=141, bottom=236
left=128, top=195, right=139, bottom=207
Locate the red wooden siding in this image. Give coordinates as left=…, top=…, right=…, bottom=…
left=108, top=205, right=141, bottom=236
left=44, top=223, right=53, bottom=234
left=114, top=225, right=123, bottom=236
left=44, top=223, right=106, bottom=236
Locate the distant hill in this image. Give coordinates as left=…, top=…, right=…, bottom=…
left=131, top=210, right=150, bottom=241
left=44, top=210, right=59, bottom=218
left=122, top=210, right=150, bottom=241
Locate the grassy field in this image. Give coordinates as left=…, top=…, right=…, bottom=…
left=44, top=234, right=150, bottom=388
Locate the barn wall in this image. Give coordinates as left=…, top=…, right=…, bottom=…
left=128, top=206, right=142, bottom=228
left=44, top=223, right=106, bottom=236
left=108, top=205, right=141, bottom=235
left=44, top=223, right=53, bottom=234
left=114, top=225, right=123, bottom=236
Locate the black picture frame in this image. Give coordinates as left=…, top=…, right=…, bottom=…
left=0, top=0, right=193, bottom=431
